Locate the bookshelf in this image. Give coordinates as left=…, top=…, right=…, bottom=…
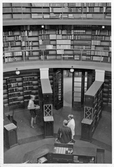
left=7, top=77, right=23, bottom=106
left=53, top=69, right=63, bottom=110
left=23, top=75, right=39, bottom=105
left=3, top=79, right=8, bottom=107
left=81, top=81, right=103, bottom=141
left=3, top=3, right=111, bottom=20
left=3, top=70, right=40, bottom=109
left=72, top=71, right=82, bottom=108
left=103, top=71, right=111, bottom=106
left=49, top=69, right=54, bottom=105
left=3, top=25, right=111, bottom=63
left=72, top=70, right=95, bottom=109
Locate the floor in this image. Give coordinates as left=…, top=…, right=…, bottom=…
left=4, top=77, right=112, bottom=163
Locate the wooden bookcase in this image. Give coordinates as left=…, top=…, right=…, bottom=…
left=3, top=79, right=8, bottom=107
left=3, top=25, right=111, bottom=63
left=3, top=3, right=111, bottom=20
left=103, top=71, right=111, bottom=106
left=3, top=70, right=40, bottom=109
left=72, top=70, right=95, bottom=109
left=53, top=69, right=63, bottom=110
left=81, top=81, right=103, bottom=141
left=7, top=77, right=23, bottom=106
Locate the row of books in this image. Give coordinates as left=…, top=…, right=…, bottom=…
left=3, top=13, right=110, bottom=20
left=3, top=48, right=110, bottom=57
left=3, top=3, right=111, bottom=8
left=3, top=29, right=111, bottom=36
left=3, top=39, right=110, bottom=48
left=4, top=54, right=110, bottom=62
left=3, top=36, right=110, bottom=44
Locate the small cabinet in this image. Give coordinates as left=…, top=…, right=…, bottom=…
left=4, top=123, right=18, bottom=148
left=81, top=118, right=93, bottom=141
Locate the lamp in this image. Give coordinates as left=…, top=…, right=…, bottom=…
left=102, top=25, right=105, bottom=29
left=41, top=25, right=44, bottom=28
left=15, top=68, right=20, bottom=75
left=70, top=66, right=74, bottom=73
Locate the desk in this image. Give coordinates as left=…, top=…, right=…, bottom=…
left=73, top=146, right=96, bottom=157
left=23, top=144, right=53, bottom=163
left=73, top=146, right=96, bottom=163
left=23, top=143, right=97, bottom=163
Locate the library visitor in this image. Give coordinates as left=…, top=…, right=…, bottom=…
left=56, top=120, right=72, bottom=143
left=67, top=114, right=75, bottom=140
left=27, top=95, right=40, bottom=128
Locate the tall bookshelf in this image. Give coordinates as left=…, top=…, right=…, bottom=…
left=23, top=75, right=39, bottom=106
left=3, top=79, right=8, bottom=107
left=7, top=77, right=23, bottom=106
left=3, top=70, right=40, bottom=109
left=103, top=71, right=111, bottom=106
left=3, top=3, right=111, bottom=20
left=72, top=70, right=95, bottom=109
left=3, top=25, right=111, bottom=63
left=53, top=69, right=63, bottom=110
left=81, top=81, right=103, bottom=141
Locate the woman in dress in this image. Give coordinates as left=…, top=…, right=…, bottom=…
left=28, top=95, right=40, bottom=128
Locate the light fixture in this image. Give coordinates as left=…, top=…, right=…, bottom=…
left=70, top=66, right=74, bottom=73
left=15, top=68, right=20, bottom=75
left=102, top=25, right=105, bottom=29
left=41, top=25, right=44, bottom=28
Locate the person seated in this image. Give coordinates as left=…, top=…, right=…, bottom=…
left=56, top=120, right=72, bottom=144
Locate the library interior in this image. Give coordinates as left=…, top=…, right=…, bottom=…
left=3, top=2, right=112, bottom=164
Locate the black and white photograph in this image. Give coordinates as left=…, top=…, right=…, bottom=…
left=1, top=0, right=113, bottom=165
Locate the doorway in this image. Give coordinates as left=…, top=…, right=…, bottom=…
left=63, top=70, right=72, bottom=108
left=72, top=70, right=95, bottom=109
left=53, top=69, right=95, bottom=110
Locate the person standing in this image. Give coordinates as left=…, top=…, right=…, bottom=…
left=67, top=114, right=75, bottom=140
left=28, top=95, right=40, bottom=128
left=56, top=120, right=72, bottom=143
